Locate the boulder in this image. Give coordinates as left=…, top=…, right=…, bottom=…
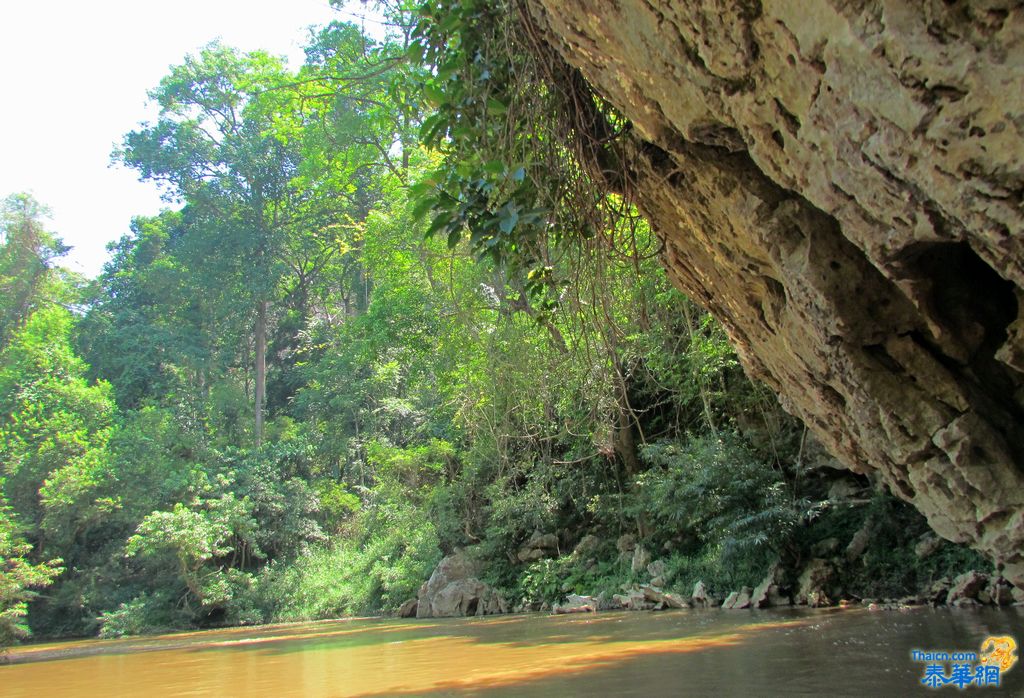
left=398, top=598, right=418, bottom=618
left=616, top=534, right=636, bottom=554
left=553, top=594, right=596, bottom=614
left=691, top=581, right=714, bottom=608
left=613, top=588, right=649, bottom=611
left=416, top=550, right=508, bottom=618
left=721, top=591, right=739, bottom=610
left=810, top=538, right=840, bottom=558
left=728, top=586, right=753, bottom=610
left=845, top=524, right=872, bottom=563
left=639, top=584, right=689, bottom=609
left=517, top=531, right=560, bottom=562
left=807, top=590, right=832, bottom=608
left=631, top=545, right=651, bottom=574
left=927, top=578, right=952, bottom=606
left=517, top=548, right=545, bottom=563
left=662, top=592, right=688, bottom=609
left=827, top=477, right=866, bottom=502
left=795, top=559, right=834, bottom=606
left=914, top=534, right=943, bottom=560
left=946, top=571, right=989, bottom=606
left=751, top=562, right=790, bottom=608
left=646, top=559, right=667, bottom=580
left=526, top=531, right=560, bottom=552
left=572, top=534, right=602, bottom=559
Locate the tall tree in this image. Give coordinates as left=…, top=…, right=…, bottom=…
left=0, top=193, right=70, bottom=349
left=118, top=45, right=311, bottom=443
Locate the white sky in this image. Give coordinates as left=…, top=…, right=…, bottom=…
left=0, top=0, right=383, bottom=277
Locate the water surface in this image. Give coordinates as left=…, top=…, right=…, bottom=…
left=3, top=607, right=1021, bottom=696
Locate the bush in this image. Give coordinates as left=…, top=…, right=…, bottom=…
left=253, top=493, right=443, bottom=622
left=0, top=501, right=62, bottom=646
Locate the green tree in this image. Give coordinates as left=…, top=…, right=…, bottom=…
left=118, top=45, right=310, bottom=444
left=0, top=193, right=70, bottom=349
left=0, top=499, right=62, bottom=646
left=0, top=306, right=117, bottom=550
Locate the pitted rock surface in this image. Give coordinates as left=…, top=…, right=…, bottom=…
left=526, top=0, right=1024, bottom=584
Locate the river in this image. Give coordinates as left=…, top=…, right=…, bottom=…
left=2, top=607, right=1021, bottom=696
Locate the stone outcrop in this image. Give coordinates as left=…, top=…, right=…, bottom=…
left=613, top=588, right=648, bottom=611
left=398, top=598, right=418, bottom=618
left=416, top=551, right=508, bottom=618
left=796, top=558, right=835, bottom=606
left=751, top=561, right=791, bottom=608
left=553, top=593, right=597, bottom=614
left=640, top=584, right=688, bottom=609
left=722, top=586, right=754, bottom=610
left=517, top=531, right=560, bottom=563
left=691, top=580, right=715, bottom=608
left=630, top=545, right=651, bottom=574
left=945, top=569, right=989, bottom=606
left=525, top=0, right=1024, bottom=585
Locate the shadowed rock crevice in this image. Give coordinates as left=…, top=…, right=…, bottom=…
left=524, top=0, right=1024, bottom=584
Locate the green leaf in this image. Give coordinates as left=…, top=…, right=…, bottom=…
left=405, top=41, right=425, bottom=63
left=425, top=213, right=452, bottom=240
left=410, top=196, right=438, bottom=222
left=486, top=98, right=508, bottom=116
left=498, top=206, right=518, bottom=234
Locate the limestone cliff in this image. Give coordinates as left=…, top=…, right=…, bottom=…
left=525, top=0, right=1024, bottom=583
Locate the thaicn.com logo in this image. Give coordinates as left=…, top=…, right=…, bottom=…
left=911, top=636, right=1018, bottom=689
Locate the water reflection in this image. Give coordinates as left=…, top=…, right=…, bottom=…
left=2, top=608, right=1021, bottom=696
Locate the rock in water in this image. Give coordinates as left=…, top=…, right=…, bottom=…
left=945, top=570, right=989, bottom=606
left=795, top=559, right=834, bottom=606
left=613, top=588, right=648, bottom=611
left=416, top=550, right=508, bottom=618
left=752, top=562, right=790, bottom=608
left=637, top=584, right=688, bottom=609
left=553, top=594, right=596, bottom=614
left=524, top=0, right=1024, bottom=586
left=398, top=599, right=418, bottom=618
left=729, top=587, right=753, bottom=610
left=721, top=591, right=739, bottom=610
left=692, top=581, right=713, bottom=608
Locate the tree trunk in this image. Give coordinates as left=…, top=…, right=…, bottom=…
left=254, top=300, right=267, bottom=446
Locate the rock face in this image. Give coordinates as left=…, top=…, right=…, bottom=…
left=722, top=586, right=754, bottom=610
left=517, top=531, right=560, bottom=563
left=398, top=598, right=418, bottom=618
left=691, top=581, right=714, bottom=608
left=796, top=558, right=835, bottom=606
left=526, top=0, right=1024, bottom=585
left=416, top=551, right=508, bottom=618
left=553, top=593, right=597, bottom=614
left=751, top=561, right=790, bottom=608
left=945, top=570, right=989, bottom=606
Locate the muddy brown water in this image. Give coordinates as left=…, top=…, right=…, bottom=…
left=2, top=607, right=1022, bottom=696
